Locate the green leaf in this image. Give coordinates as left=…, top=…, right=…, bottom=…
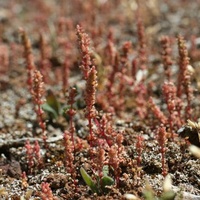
left=143, top=190, right=157, bottom=200
left=102, top=165, right=109, bottom=176
left=160, top=191, right=176, bottom=200
left=143, top=183, right=157, bottom=200
left=42, top=90, right=61, bottom=119
left=42, top=103, right=58, bottom=119
left=101, top=175, right=114, bottom=191
left=80, top=167, right=98, bottom=193
left=46, top=90, right=61, bottom=115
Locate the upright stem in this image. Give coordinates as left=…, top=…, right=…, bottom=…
left=88, top=116, right=93, bottom=147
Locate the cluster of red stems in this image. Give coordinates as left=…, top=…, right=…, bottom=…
left=18, top=15, right=195, bottom=196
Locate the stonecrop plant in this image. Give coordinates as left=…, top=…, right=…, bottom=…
left=1, top=1, right=200, bottom=200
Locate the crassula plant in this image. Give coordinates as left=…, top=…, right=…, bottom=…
left=1, top=1, right=200, bottom=199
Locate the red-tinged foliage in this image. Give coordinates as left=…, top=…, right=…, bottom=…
left=25, top=140, right=42, bottom=174
left=39, top=33, right=51, bottom=84
left=66, top=87, right=77, bottom=151
left=63, top=131, right=76, bottom=180
left=157, top=125, right=168, bottom=177
left=160, top=36, right=173, bottom=81
left=76, top=24, right=93, bottom=80
left=148, top=97, right=168, bottom=125
left=20, top=29, right=36, bottom=94
left=40, top=182, right=56, bottom=200
left=32, top=70, right=47, bottom=147
left=177, top=35, right=194, bottom=120
left=1, top=1, right=200, bottom=199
